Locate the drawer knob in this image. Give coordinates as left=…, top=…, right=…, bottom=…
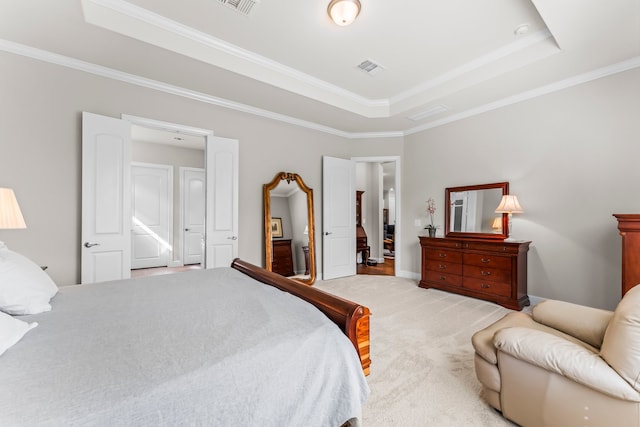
left=439, top=275, right=447, bottom=281
left=438, top=264, right=447, bottom=269
left=481, top=271, right=491, bottom=276
left=439, top=253, right=447, bottom=258
left=481, top=283, right=491, bottom=289
left=481, top=258, right=491, bottom=263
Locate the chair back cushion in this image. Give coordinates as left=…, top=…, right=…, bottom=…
left=601, top=285, right=640, bottom=391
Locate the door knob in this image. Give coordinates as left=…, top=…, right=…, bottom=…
left=324, top=231, right=333, bottom=235
left=227, top=236, right=238, bottom=240
left=185, top=228, right=190, bottom=231
left=84, top=242, right=100, bottom=248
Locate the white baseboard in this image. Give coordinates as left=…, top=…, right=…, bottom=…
left=398, top=270, right=420, bottom=281
left=528, top=294, right=545, bottom=307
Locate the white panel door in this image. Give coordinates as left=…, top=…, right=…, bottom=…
left=322, top=156, right=356, bottom=280
left=205, top=136, right=239, bottom=269
left=81, top=112, right=131, bottom=284
left=181, top=167, right=205, bottom=266
left=131, top=163, right=172, bottom=269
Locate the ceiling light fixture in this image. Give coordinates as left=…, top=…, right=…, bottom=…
left=328, top=0, right=361, bottom=26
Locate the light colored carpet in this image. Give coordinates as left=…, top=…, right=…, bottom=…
left=314, top=275, right=517, bottom=427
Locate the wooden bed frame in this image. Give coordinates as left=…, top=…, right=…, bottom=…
left=231, top=258, right=371, bottom=375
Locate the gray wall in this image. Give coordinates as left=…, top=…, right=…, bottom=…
left=0, top=51, right=402, bottom=286
left=401, top=67, right=640, bottom=310
left=2, top=49, right=638, bottom=311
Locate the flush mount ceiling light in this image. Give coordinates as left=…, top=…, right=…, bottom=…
left=328, top=0, right=361, bottom=26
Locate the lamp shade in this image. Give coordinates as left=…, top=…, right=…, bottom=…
left=495, top=195, right=523, bottom=214
left=328, top=0, right=361, bottom=26
left=491, top=217, right=502, bottom=229
left=0, top=188, right=27, bottom=229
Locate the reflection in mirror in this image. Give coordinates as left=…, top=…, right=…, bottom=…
left=445, top=182, right=509, bottom=240
left=264, top=172, right=316, bottom=285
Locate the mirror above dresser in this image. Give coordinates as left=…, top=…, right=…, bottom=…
left=445, top=182, right=509, bottom=240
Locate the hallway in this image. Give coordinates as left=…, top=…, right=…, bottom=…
left=357, top=257, right=394, bottom=276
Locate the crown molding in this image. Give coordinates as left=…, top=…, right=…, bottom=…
left=1, top=38, right=638, bottom=140
left=0, top=38, right=354, bottom=138
left=81, top=0, right=555, bottom=118
left=82, top=0, right=389, bottom=116
left=404, top=55, right=640, bottom=135
left=391, top=29, right=554, bottom=105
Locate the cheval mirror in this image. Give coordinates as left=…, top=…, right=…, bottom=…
left=445, top=182, right=509, bottom=240
left=263, top=172, right=316, bottom=285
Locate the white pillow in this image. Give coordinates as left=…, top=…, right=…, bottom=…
left=0, top=310, right=37, bottom=356
left=0, top=243, right=58, bottom=315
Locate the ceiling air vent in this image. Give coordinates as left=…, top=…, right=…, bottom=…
left=217, top=0, right=260, bottom=16
left=357, top=59, right=384, bottom=76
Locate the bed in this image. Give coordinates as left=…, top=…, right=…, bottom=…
left=0, top=257, right=371, bottom=426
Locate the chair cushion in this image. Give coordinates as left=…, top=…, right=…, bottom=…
left=472, top=311, right=599, bottom=366
left=533, top=299, right=613, bottom=349
left=601, top=285, right=640, bottom=392
left=471, top=312, right=536, bottom=365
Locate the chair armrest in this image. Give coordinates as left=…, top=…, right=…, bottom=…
left=532, top=299, right=613, bottom=348
left=494, top=327, right=640, bottom=401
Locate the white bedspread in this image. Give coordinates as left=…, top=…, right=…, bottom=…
left=0, top=267, right=369, bottom=426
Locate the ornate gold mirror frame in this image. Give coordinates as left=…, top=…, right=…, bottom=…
left=263, top=172, right=316, bottom=285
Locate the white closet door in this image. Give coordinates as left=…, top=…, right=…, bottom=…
left=205, top=136, right=239, bottom=269
left=131, top=163, right=172, bottom=269
left=81, top=112, right=131, bottom=284
left=181, top=167, right=205, bottom=266
left=322, top=156, right=356, bottom=280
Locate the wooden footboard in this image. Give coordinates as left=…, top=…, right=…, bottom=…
left=231, top=258, right=371, bottom=375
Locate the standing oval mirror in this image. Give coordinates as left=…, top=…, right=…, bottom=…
left=445, top=182, right=509, bottom=240
left=264, top=172, right=316, bottom=285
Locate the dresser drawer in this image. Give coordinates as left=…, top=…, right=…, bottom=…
left=425, top=270, right=462, bottom=287
left=425, top=259, right=463, bottom=275
left=424, top=248, right=463, bottom=264
left=463, top=253, right=511, bottom=270
left=464, top=264, right=511, bottom=283
left=465, top=241, right=521, bottom=254
left=463, top=277, right=511, bottom=297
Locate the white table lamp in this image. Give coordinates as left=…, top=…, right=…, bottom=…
left=0, top=188, right=27, bottom=246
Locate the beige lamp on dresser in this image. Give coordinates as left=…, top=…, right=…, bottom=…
left=613, top=214, right=640, bottom=296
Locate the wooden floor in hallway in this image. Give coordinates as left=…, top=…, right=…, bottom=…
left=357, top=257, right=395, bottom=276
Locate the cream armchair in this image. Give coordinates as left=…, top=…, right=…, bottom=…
left=472, top=285, right=640, bottom=427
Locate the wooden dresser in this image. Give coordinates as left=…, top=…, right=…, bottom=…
left=419, top=236, right=531, bottom=310
left=613, top=214, right=640, bottom=296
left=271, top=239, right=294, bottom=277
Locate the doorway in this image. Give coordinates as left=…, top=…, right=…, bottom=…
left=129, top=126, right=206, bottom=275
left=81, top=112, right=240, bottom=284
left=352, top=156, right=400, bottom=277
